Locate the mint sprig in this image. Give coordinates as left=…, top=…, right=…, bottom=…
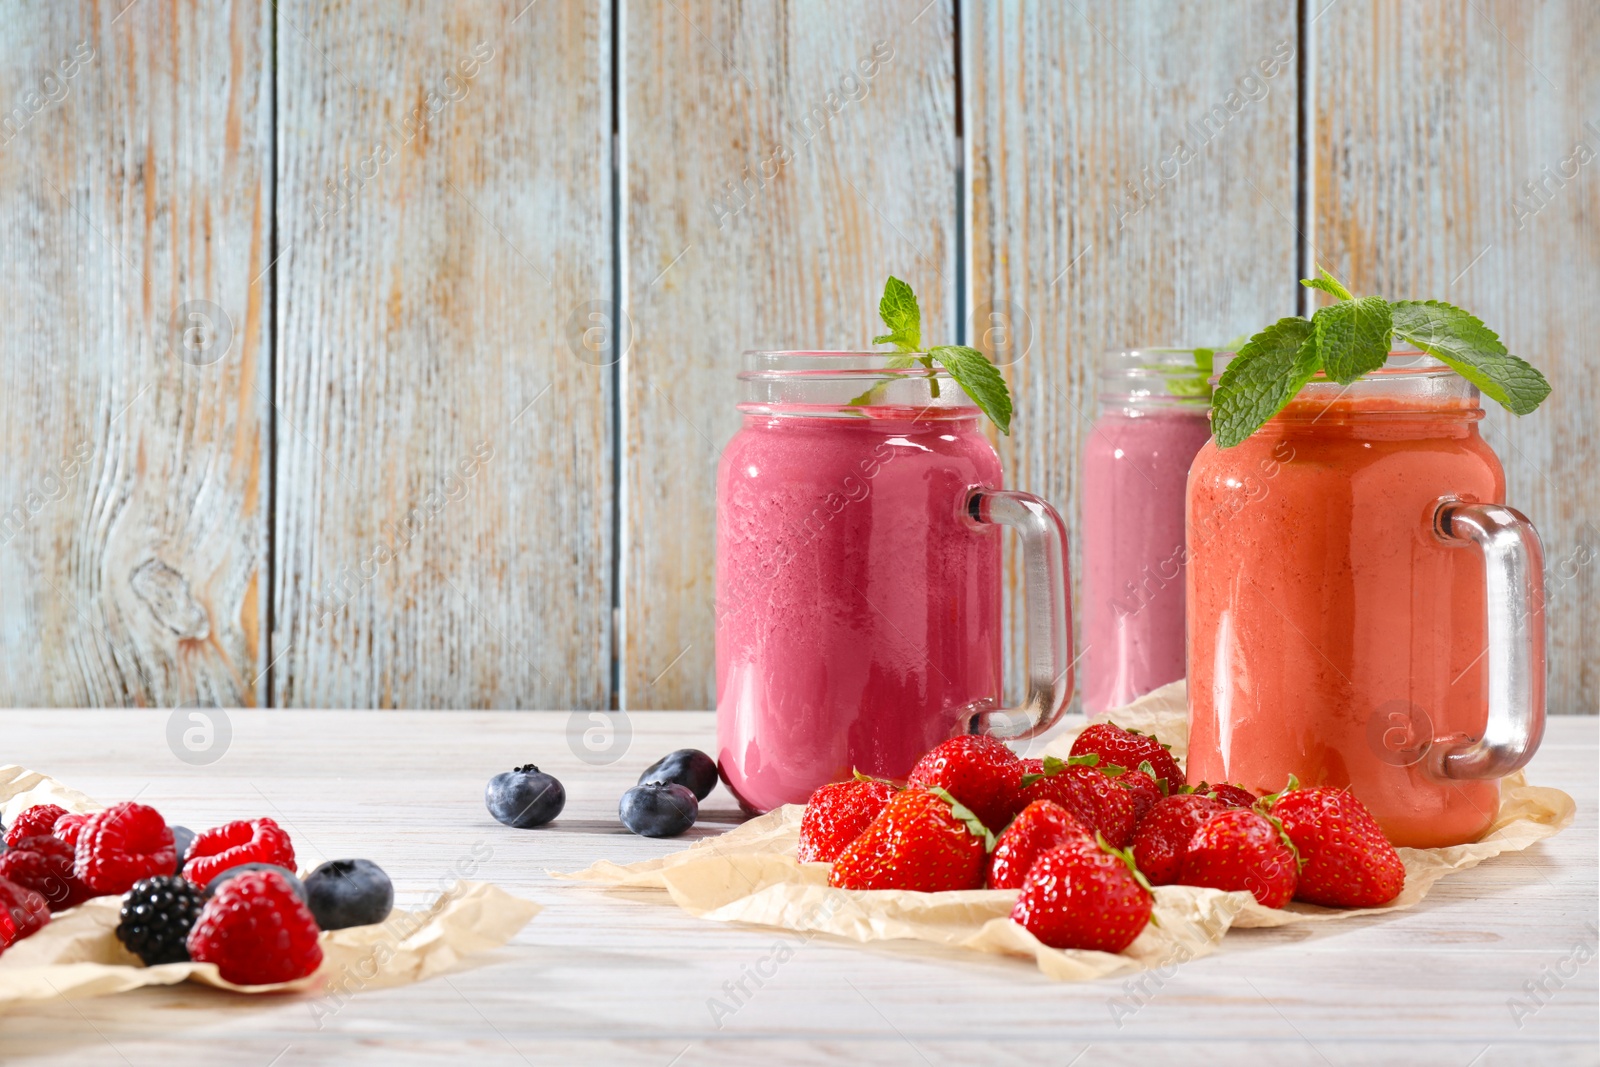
left=873, top=276, right=922, bottom=351
left=1211, top=269, right=1551, bottom=447
left=1390, top=300, right=1551, bottom=415
left=850, top=277, right=1014, bottom=435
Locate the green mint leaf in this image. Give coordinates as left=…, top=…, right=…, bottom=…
left=1211, top=317, right=1321, bottom=448
left=874, top=276, right=921, bottom=353
left=1301, top=267, right=1354, bottom=302
left=1390, top=300, right=1551, bottom=415
left=929, top=345, right=1012, bottom=435
left=1314, top=295, right=1392, bottom=384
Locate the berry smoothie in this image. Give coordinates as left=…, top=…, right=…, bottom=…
left=716, top=407, right=1003, bottom=813
left=1186, top=387, right=1504, bottom=848
left=1081, top=408, right=1212, bottom=716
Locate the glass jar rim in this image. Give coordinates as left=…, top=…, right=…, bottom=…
left=740, top=350, right=955, bottom=381
left=1208, top=347, right=1450, bottom=384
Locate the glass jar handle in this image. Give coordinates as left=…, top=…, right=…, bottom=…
left=966, top=489, right=1073, bottom=740
left=1428, top=499, right=1546, bottom=780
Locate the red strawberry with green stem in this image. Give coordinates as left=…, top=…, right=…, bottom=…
left=907, top=734, right=1023, bottom=832
left=829, top=787, right=993, bottom=893
left=1131, top=793, right=1230, bottom=885
left=1016, top=756, right=1137, bottom=847
left=1179, top=808, right=1299, bottom=908
left=1010, top=834, right=1153, bottom=953
left=1104, top=762, right=1165, bottom=823
left=1267, top=784, right=1405, bottom=908
left=1070, top=722, right=1184, bottom=792
left=987, top=800, right=1093, bottom=890
left=797, top=774, right=898, bottom=864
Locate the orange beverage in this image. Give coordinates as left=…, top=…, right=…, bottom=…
left=1186, top=353, right=1545, bottom=848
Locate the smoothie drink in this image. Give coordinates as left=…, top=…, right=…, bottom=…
left=1081, top=391, right=1212, bottom=716
left=716, top=407, right=1003, bottom=812
left=716, top=352, right=1072, bottom=815
left=1186, top=356, right=1540, bottom=848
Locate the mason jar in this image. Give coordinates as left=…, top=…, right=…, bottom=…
left=1185, top=351, right=1545, bottom=847
left=716, top=352, right=1073, bottom=813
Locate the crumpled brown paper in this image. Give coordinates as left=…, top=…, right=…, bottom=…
left=559, top=682, right=1575, bottom=979
left=0, top=765, right=541, bottom=1006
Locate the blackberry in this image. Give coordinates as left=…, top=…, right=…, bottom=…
left=116, top=875, right=205, bottom=966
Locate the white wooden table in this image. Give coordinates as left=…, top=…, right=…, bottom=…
left=0, top=710, right=1593, bottom=1066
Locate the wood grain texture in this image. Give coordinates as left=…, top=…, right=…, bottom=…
left=620, top=0, right=958, bottom=708
left=0, top=710, right=1594, bottom=1064
left=964, top=1, right=1301, bottom=701
left=273, top=0, right=613, bottom=708
left=1314, top=0, right=1600, bottom=715
left=0, top=0, right=270, bottom=706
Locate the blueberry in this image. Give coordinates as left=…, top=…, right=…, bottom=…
left=486, top=765, right=566, bottom=828
left=619, top=782, right=698, bottom=838
left=205, top=863, right=307, bottom=903
left=170, top=825, right=195, bottom=874
left=638, top=749, right=719, bottom=800
left=304, top=858, right=394, bottom=930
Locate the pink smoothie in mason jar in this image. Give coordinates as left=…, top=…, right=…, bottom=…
left=716, top=352, right=1072, bottom=813
left=1080, top=349, right=1213, bottom=717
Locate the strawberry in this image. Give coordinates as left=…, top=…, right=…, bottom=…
left=1190, top=781, right=1258, bottom=808
left=828, top=787, right=992, bottom=893
left=907, top=734, right=1023, bottom=832
left=1070, top=721, right=1183, bottom=791
left=1010, top=836, right=1153, bottom=952
left=987, top=800, right=1093, bottom=890
left=1016, top=757, right=1137, bottom=847
left=1131, top=793, right=1230, bottom=885
left=797, top=775, right=898, bottom=864
left=1107, top=764, right=1165, bottom=823
left=1268, top=787, right=1405, bottom=908
left=1179, top=808, right=1299, bottom=908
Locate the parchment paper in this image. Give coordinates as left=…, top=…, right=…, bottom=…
left=559, top=682, right=1575, bottom=979
left=0, top=765, right=541, bottom=1006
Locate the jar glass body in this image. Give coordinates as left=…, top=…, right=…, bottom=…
left=1185, top=354, right=1507, bottom=847
left=715, top=354, right=1003, bottom=813
left=1081, top=349, right=1213, bottom=717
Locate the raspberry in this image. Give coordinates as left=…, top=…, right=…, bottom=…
left=183, top=818, right=296, bottom=887
left=74, top=802, right=177, bottom=894
left=6, top=805, right=68, bottom=848
left=0, top=835, right=96, bottom=912
left=52, top=813, right=89, bottom=846
left=187, top=870, right=323, bottom=985
left=0, top=875, right=51, bottom=950
left=116, top=876, right=206, bottom=965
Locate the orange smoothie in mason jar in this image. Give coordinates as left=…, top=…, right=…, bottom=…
left=1185, top=354, right=1533, bottom=848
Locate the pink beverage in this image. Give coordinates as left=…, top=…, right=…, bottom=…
left=717, top=352, right=1073, bottom=814
left=1080, top=350, right=1212, bottom=717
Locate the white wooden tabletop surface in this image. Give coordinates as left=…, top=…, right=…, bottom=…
left=0, top=710, right=1593, bottom=1066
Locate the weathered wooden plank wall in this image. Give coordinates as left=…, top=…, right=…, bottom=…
left=1314, top=0, right=1599, bottom=713
left=620, top=0, right=958, bottom=708
left=273, top=0, right=614, bottom=708
left=0, top=0, right=270, bottom=706
left=1, top=1, right=1593, bottom=712
left=964, top=0, right=1301, bottom=700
